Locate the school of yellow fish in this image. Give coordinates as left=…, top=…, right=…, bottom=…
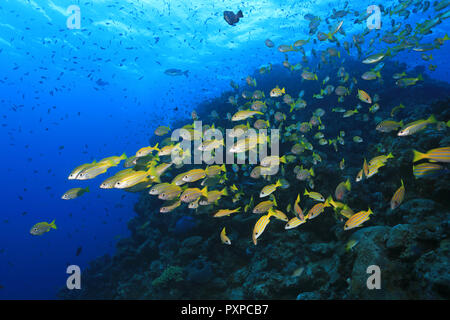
left=55, top=1, right=450, bottom=245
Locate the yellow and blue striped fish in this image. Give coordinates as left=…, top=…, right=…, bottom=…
left=252, top=210, right=274, bottom=245
left=413, top=162, right=446, bottom=178
left=390, top=179, right=405, bottom=210
left=305, top=200, right=331, bottom=219
left=260, top=179, right=282, bottom=198
left=344, top=208, right=374, bottom=230
left=413, top=147, right=450, bottom=163
left=285, top=216, right=307, bottom=229
left=303, top=188, right=325, bottom=202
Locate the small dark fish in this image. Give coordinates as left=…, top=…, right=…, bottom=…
left=164, top=69, right=189, bottom=77
left=223, top=10, right=243, bottom=26
left=95, top=79, right=109, bottom=86
left=76, top=246, right=82, bottom=256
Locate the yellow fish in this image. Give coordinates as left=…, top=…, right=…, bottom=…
left=260, top=179, right=282, bottom=198
left=357, top=89, right=372, bottom=104
left=252, top=210, right=274, bottom=245
left=270, top=86, right=286, bottom=97
left=231, top=110, right=264, bottom=121
left=344, top=208, right=374, bottom=230
left=61, top=187, right=89, bottom=200
left=285, top=216, right=307, bottom=229
left=390, top=179, right=405, bottom=210
left=182, top=168, right=206, bottom=182
left=303, top=188, right=325, bottom=202
left=220, top=227, right=231, bottom=245
left=214, top=207, right=240, bottom=218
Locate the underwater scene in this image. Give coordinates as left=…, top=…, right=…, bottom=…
left=0, top=0, right=449, bottom=301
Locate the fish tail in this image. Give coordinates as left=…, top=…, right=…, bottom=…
left=304, top=188, right=309, bottom=196
left=295, top=194, right=300, bottom=204
left=220, top=164, right=226, bottom=172
left=221, top=187, right=228, bottom=196
left=309, top=168, right=314, bottom=176
left=427, top=114, right=436, bottom=123
left=237, top=10, right=243, bottom=18
left=276, top=179, right=282, bottom=187
left=400, top=179, right=404, bottom=188
left=201, top=186, right=208, bottom=197
left=376, top=71, right=381, bottom=78
left=387, top=152, right=394, bottom=159
left=412, top=149, right=426, bottom=163
left=345, top=179, right=351, bottom=191
left=417, top=74, right=424, bottom=81
left=280, top=155, right=286, bottom=163
left=184, top=70, right=189, bottom=78
left=272, top=194, right=278, bottom=207
left=84, top=186, right=90, bottom=192
left=281, top=88, right=285, bottom=94
left=50, top=220, right=57, bottom=230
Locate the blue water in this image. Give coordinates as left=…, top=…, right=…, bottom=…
left=0, top=0, right=449, bottom=299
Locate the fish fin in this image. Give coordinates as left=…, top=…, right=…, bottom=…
left=276, top=179, right=282, bottom=187
left=272, top=195, right=278, bottom=207
left=50, top=220, right=57, bottom=230
left=222, top=187, right=228, bottom=196
left=345, top=179, right=351, bottom=191
left=427, top=114, right=436, bottom=123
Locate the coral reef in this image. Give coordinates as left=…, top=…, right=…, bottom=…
left=58, top=61, right=450, bottom=300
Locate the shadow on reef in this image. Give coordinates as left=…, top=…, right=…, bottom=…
left=58, top=55, right=450, bottom=300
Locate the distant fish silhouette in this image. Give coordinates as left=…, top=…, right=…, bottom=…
left=164, top=69, right=189, bottom=77
left=224, top=10, right=243, bottom=26
left=96, top=78, right=109, bottom=86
